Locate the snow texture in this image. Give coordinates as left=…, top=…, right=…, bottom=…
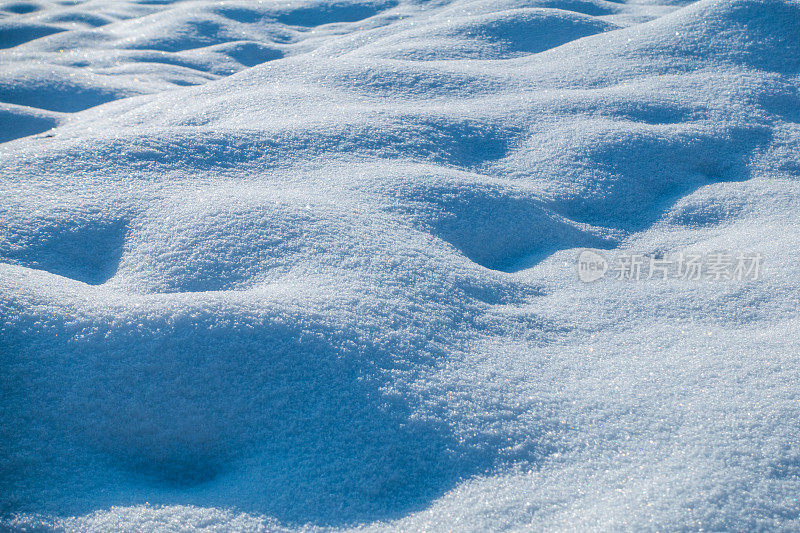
left=1, top=0, right=799, bottom=530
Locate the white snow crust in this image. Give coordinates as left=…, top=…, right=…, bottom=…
left=2, top=0, right=800, bottom=530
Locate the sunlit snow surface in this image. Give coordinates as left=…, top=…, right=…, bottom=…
left=1, top=0, right=800, bottom=530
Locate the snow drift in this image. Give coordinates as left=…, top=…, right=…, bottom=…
left=1, top=0, right=800, bottom=530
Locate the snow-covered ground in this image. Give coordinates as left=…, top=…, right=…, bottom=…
left=1, top=0, right=799, bottom=530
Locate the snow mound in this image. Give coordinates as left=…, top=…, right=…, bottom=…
left=366, top=9, right=621, bottom=61
left=2, top=0, right=800, bottom=530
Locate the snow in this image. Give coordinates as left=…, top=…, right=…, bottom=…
left=1, top=0, right=799, bottom=530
